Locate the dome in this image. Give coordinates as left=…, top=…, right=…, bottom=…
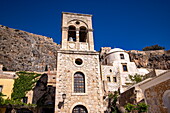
left=108, top=48, right=124, bottom=54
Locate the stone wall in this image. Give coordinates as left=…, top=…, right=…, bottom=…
left=119, top=87, right=135, bottom=106
left=55, top=50, right=104, bottom=113
left=0, top=25, right=60, bottom=72
left=128, top=50, right=170, bottom=70
left=144, top=79, right=170, bottom=113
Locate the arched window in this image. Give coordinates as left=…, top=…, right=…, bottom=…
left=68, top=26, right=76, bottom=41
left=79, top=26, right=87, bottom=42
left=72, top=105, right=88, bottom=113
left=74, top=72, right=85, bottom=93
left=120, top=54, right=124, bottom=59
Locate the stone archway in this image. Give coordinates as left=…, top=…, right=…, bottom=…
left=72, top=105, right=88, bottom=113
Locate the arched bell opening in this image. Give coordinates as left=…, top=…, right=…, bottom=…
left=68, top=26, right=76, bottom=42
left=79, top=26, right=87, bottom=42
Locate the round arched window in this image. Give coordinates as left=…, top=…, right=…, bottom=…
left=72, top=105, right=88, bottom=113
left=74, top=72, right=85, bottom=93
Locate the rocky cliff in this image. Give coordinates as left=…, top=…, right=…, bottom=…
left=0, top=25, right=60, bottom=72
left=1, top=25, right=170, bottom=71
left=128, top=50, right=170, bottom=70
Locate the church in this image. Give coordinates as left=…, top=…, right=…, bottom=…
left=54, top=12, right=149, bottom=113
left=55, top=12, right=105, bottom=113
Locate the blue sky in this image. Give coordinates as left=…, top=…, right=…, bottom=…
left=0, top=0, right=170, bottom=51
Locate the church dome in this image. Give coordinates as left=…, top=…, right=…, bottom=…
left=108, top=48, right=124, bottom=54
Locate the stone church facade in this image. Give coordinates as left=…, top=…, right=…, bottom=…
left=0, top=12, right=169, bottom=113
left=55, top=12, right=104, bottom=113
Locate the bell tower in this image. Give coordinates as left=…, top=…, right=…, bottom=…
left=55, top=12, right=104, bottom=113
left=61, top=12, right=94, bottom=51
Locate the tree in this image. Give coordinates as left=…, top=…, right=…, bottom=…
left=129, top=74, right=143, bottom=84
left=108, top=91, right=120, bottom=113
left=142, top=44, right=165, bottom=51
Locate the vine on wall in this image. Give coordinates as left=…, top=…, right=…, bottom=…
left=11, top=71, right=41, bottom=100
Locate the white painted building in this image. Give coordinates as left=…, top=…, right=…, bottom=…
left=101, top=48, right=150, bottom=93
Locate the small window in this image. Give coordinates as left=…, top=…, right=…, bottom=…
left=125, top=77, right=129, bottom=81
left=75, top=58, right=83, bottom=65
left=0, top=86, right=3, bottom=92
left=110, top=69, right=112, bottom=72
left=113, top=77, right=117, bottom=82
left=120, top=54, right=124, bottom=59
left=75, top=21, right=80, bottom=25
left=22, top=97, right=28, bottom=104
left=105, top=59, right=107, bottom=65
left=122, top=64, right=128, bottom=72
left=107, top=77, right=111, bottom=82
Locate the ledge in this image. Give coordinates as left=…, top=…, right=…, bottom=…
left=57, top=50, right=99, bottom=55
left=71, top=93, right=88, bottom=96
left=62, top=12, right=92, bottom=17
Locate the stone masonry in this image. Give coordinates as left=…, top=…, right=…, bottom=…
left=54, top=12, right=105, bottom=113
left=55, top=51, right=104, bottom=113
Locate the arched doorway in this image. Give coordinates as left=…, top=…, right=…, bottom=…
left=72, top=105, right=88, bottom=113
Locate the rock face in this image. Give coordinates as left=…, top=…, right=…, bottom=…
left=128, top=50, right=170, bottom=70
left=0, top=25, right=60, bottom=72
left=1, top=25, right=170, bottom=71
left=33, top=74, right=55, bottom=106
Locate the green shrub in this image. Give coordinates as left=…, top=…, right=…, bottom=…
left=125, top=103, right=136, bottom=112
left=129, top=74, right=143, bottom=84
left=0, top=92, right=6, bottom=105
left=142, top=44, right=165, bottom=51
left=137, top=103, right=149, bottom=113
left=125, top=103, right=148, bottom=113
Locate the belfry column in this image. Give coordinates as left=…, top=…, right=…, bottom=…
left=61, top=27, right=68, bottom=50
left=88, top=29, right=94, bottom=51
left=76, top=28, right=79, bottom=50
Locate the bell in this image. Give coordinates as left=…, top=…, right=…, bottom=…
left=69, top=37, right=73, bottom=41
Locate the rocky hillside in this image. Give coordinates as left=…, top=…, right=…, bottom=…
left=128, top=50, right=170, bottom=70
left=0, top=25, right=60, bottom=72
left=1, top=25, right=170, bottom=71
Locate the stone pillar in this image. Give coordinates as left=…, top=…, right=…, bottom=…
left=61, top=27, right=68, bottom=50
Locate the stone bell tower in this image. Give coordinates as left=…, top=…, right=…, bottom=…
left=55, top=12, right=104, bottom=113
left=61, top=12, right=94, bottom=51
